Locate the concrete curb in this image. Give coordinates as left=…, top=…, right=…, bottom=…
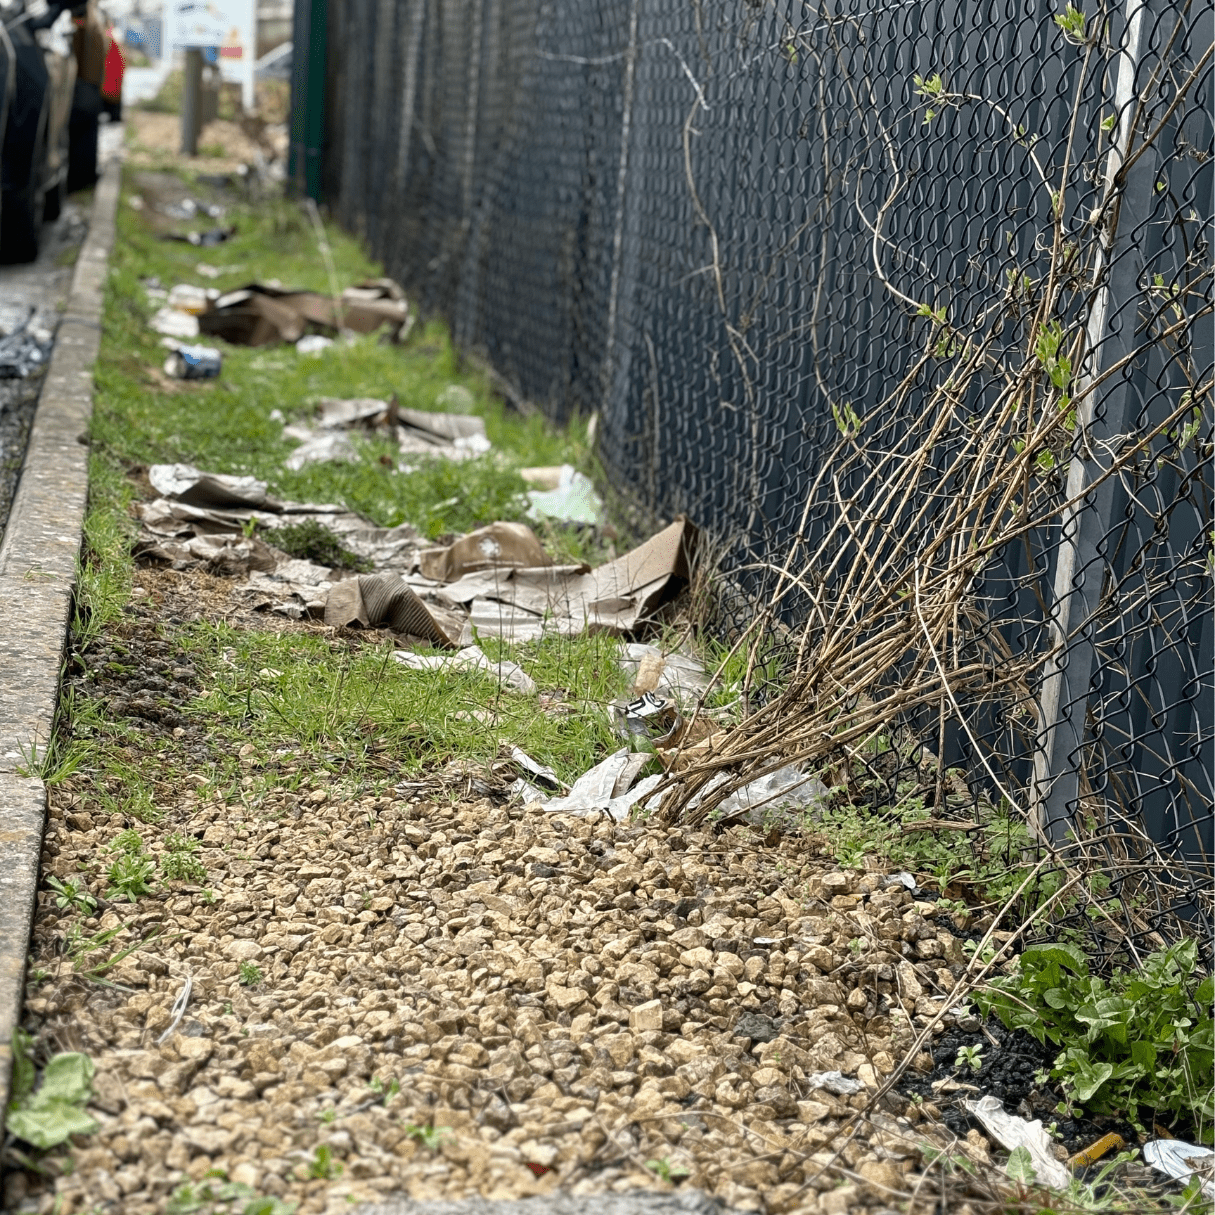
left=0, top=157, right=122, bottom=1121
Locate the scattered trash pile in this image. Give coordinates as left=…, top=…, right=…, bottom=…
left=131, top=462, right=835, bottom=834
left=146, top=277, right=411, bottom=359
left=279, top=397, right=491, bottom=471
left=158, top=195, right=236, bottom=247
left=133, top=463, right=688, bottom=644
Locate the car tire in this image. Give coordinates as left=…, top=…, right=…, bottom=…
left=0, top=109, right=47, bottom=264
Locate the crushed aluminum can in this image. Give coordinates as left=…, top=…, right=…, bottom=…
left=611, top=691, right=681, bottom=745
left=163, top=344, right=223, bottom=380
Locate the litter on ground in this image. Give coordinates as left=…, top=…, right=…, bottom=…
left=962, top=1095, right=1073, bottom=1190
left=523, top=463, right=604, bottom=524
left=282, top=396, right=491, bottom=468
left=1142, top=1140, right=1215, bottom=1199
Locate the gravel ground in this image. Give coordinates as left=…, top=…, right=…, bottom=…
left=13, top=567, right=1023, bottom=1214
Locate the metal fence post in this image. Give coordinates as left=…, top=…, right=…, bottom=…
left=289, top=0, right=328, bottom=199
left=601, top=0, right=641, bottom=422
left=1030, top=0, right=1163, bottom=845
left=181, top=48, right=202, bottom=156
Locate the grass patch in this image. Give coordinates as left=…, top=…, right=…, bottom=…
left=178, top=621, right=631, bottom=789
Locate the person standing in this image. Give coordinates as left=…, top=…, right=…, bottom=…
left=67, top=0, right=105, bottom=191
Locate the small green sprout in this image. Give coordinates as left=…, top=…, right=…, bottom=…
left=47, top=876, right=96, bottom=914
left=1054, top=3, right=1086, bottom=43
left=404, top=1123, right=451, bottom=1151
left=646, top=1157, right=691, bottom=1183
left=307, top=1144, right=342, bottom=1180
left=955, top=1044, right=984, bottom=1073
left=237, top=961, right=264, bottom=987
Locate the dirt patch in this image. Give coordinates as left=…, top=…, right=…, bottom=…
left=5, top=561, right=1019, bottom=1215
left=126, top=111, right=288, bottom=174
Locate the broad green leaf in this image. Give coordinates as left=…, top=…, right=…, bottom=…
left=1195, top=976, right=1213, bottom=1007
left=1021, top=943, right=1089, bottom=976
left=1071, top=1060, right=1114, bottom=1102
left=1043, top=987, right=1071, bottom=1009
left=1006, top=1146, right=1037, bottom=1183
left=34, top=1052, right=95, bottom=1106
left=7, top=1099, right=100, bottom=1149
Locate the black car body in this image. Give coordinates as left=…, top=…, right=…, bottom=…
left=0, top=2, right=73, bottom=262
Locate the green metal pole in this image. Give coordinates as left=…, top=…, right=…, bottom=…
left=288, top=0, right=327, bottom=199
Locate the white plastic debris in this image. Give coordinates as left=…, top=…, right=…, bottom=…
left=806, top=1071, right=863, bottom=1096
left=156, top=975, right=194, bottom=1045
left=283, top=429, right=359, bottom=471
left=167, top=283, right=212, bottom=315
left=525, top=464, right=604, bottom=525
left=509, top=777, right=555, bottom=804
left=509, top=747, right=564, bottom=792
left=436, top=384, right=476, bottom=412
left=149, top=306, right=200, bottom=338
left=714, top=762, right=829, bottom=824
left=1142, top=1140, right=1215, bottom=1199
left=393, top=645, right=536, bottom=695
left=887, top=871, right=918, bottom=891
left=296, top=334, right=333, bottom=355
left=540, top=748, right=663, bottom=822
left=619, top=643, right=710, bottom=702
left=962, top=1096, right=1072, bottom=1190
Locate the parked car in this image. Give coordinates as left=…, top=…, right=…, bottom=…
left=0, top=0, right=75, bottom=263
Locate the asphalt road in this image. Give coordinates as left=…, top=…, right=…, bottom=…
left=0, top=122, right=122, bottom=537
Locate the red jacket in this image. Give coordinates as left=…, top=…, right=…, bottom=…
left=102, top=30, right=124, bottom=100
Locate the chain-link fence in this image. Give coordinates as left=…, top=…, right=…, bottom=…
left=312, top=0, right=1212, bottom=942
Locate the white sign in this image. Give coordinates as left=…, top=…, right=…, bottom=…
left=166, top=0, right=256, bottom=109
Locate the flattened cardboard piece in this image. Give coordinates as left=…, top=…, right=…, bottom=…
left=197, top=281, right=409, bottom=347
left=395, top=407, right=486, bottom=445
left=133, top=533, right=279, bottom=574
left=587, top=517, right=694, bottom=612
left=318, top=397, right=396, bottom=428
left=148, top=464, right=281, bottom=511
left=299, top=399, right=487, bottom=464
left=198, top=288, right=306, bottom=346
left=244, top=563, right=336, bottom=620
left=419, top=522, right=552, bottom=583
left=436, top=564, right=590, bottom=610
left=429, top=520, right=694, bottom=638
left=467, top=597, right=547, bottom=643
left=324, top=573, right=461, bottom=647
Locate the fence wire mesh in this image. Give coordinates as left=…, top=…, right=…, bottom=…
left=318, top=0, right=1213, bottom=953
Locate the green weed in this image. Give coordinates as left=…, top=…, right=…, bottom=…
left=646, top=1157, right=690, bottom=1183
left=46, top=877, right=96, bottom=915
left=166, top=1175, right=298, bottom=1215
left=403, top=1123, right=450, bottom=1151
left=237, top=961, right=264, bottom=987
left=306, top=1144, right=342, bottom=1180
left=367, top=1076, right=400, bottom=1105
left=106, top=853, right=156, bottom=902
left=6, top=1029, right=99, bottom=1149
left=976, top=940, right=1214, bottom=1138
left=162, top=843, right=208, bottom=884
left=954, top=1045, right=983, bottom=1074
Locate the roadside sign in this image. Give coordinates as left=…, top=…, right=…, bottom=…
left=166, top=0, right=255, bottom=109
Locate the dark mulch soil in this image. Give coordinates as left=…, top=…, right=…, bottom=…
left=901, top=1018, right=1142, bottom=1155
